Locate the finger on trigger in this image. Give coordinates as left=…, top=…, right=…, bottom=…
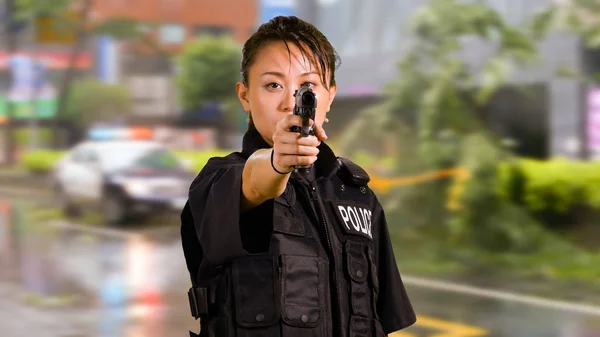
left=284, top=114, right=303, bottom=128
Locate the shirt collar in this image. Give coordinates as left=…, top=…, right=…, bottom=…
left=241, top=128, right=340, bottom=179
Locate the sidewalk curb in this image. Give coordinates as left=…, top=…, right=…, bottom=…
left=0, top=171, right=51, bottom=190
left=403, top=275, right=600, bottom=316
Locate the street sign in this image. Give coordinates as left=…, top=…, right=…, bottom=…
left=587, top=88, right=600, bottom=159
left=0, top=54, right=58, bottom=122
left=35, top=11, right=80, bottom=45
left=0, top=51, right=92, bottom=69
left=8, top=55, right=56, bottom=103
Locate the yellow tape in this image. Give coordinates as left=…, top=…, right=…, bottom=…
left=369, top=168, right=471, bottom=210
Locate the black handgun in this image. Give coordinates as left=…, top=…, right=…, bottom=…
left=290, top=84, right=317, bottom=171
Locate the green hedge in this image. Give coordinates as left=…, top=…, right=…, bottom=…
left=13, top=128, right=56, bottom=147
left=20, top=149, right=234, bottom=174
left=19, top=147, right=395, bottom=176
left=175, top=150, right=234, bottom=172
left=19, top=148, right=600, bottom=220
left=498, top=157, right=600, bottom=224
left=21, top=150, right=66, bottom=174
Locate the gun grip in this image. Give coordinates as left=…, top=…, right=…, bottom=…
left=295, top=165, right=312, bottom=173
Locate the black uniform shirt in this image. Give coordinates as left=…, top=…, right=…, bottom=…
left=181, top=128, right=416, bottom=337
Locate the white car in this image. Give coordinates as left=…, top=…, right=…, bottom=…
left=52, top=140, right=196, bottom=225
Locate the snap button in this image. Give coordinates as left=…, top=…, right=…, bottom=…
left=360, top=187, right=366, bottom=194
left=301, top=314, right=309, bottom=323
left=312, top=186, right=317, bottom=191
left=340, top=184, right=346, bottom=191
left=256, top=313, right=265, bottom=322
left=357, top=270, right=363, bottom=278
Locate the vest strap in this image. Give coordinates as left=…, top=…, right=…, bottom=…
left=188, top=286, right=209, bottom=319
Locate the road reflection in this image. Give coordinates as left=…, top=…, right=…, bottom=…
left=3, top=198, right=600, bottom=337
left=0, top=196, right=196, bottom=336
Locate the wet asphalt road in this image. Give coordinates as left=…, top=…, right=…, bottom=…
left=403, top=286, right=600, bottom=337
left=2, top=195, right=600, bottom=337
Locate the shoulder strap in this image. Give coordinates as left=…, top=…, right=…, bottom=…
left=337, top=157, right=370, bottom=186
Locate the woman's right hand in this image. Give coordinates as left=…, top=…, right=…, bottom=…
left=271, top=114, right=327, bottom=173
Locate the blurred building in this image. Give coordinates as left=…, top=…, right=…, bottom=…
left=0, top=0, right=261, bottom=154
left=0, top=0, right=95, bottom=161
left=90, top=0, right=259, bottom=127
left=299, top=0, right=595, bottom=159
left=91, top=0, right=257, bottom=53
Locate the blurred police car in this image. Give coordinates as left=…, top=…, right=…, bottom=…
left=51, top=140, right=196, bottom=225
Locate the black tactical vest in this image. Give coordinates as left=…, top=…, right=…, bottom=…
left=181, top=129, right=416, bottom=337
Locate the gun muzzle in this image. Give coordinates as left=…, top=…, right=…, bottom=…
left=292, top=85, right=318, bottom=172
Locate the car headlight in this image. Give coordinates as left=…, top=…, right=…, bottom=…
left=123, top=181, right=152, bottom=196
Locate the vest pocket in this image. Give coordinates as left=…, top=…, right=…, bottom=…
left=232, top=255, right=281, bottom=336
left=273, top=197, right=306, bottom=237
left=279, top=254, right=326, bottom=335
left=345, top=240, right=371, bottom=318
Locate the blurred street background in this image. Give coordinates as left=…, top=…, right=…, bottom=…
left=2, top=0, right=600, bottom=336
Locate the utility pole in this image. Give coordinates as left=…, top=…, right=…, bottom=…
left=28, top=36, right=41, bottom=151
left=52, top=0, right=92, bottom=149
left=3, top=0, right=18, bottom=166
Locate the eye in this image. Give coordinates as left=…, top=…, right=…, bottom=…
left=302, top=82, right=317, bottom=88
left=266, top=82, right=282, bottom=90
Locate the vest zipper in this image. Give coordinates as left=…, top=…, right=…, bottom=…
left=309, top=181, right=338, bottom=289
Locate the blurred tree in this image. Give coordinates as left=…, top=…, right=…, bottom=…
left=92, top=17, right=171, bottom=56
left=93, top=17, right=152, bottom=40
left=14, top=0, right=162, bottom=48
left=343, top=0, right=539, bottom=168
left=12, top=0, right=168, bottom=149
left=175, top=36, right=243, bottom=148
left=528, top=0, right=600, bottom=81
left=6, top=0, right=86, bottom=151
left=342, top=0, right=546, bottom=253
left=13, top=0, right=74, bottom=24
left=63, top=78, right=131, bottom=129
left=176, top=36, right=243, bottom=130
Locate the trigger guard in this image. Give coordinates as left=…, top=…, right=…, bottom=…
left=290, top=125, right=315, bottom=136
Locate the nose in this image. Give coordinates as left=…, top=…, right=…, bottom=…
left=280, top=88, right=295, bottom=112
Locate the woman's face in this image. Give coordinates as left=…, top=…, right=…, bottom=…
left=236, top=41, right=337, bottom=146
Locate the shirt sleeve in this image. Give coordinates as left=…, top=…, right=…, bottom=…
left=185, top=157, right=251, bottom=267
left=373, top=198, right=417, bottom=333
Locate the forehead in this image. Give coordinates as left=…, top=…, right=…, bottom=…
left=252, top=40, right=319, bottom=75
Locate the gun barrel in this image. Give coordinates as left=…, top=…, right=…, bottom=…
left=293, top=85, right=317, bottom=171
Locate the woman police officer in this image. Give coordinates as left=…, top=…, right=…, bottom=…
left=181, top=15, right=416, bottom=337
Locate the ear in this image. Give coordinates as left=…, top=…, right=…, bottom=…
left=236, top=82, right=251, bottom=112
left=326, top=85, right=337, bottom=112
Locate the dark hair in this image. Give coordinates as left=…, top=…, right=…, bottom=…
left=241, top=16, right=341, bottom=90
